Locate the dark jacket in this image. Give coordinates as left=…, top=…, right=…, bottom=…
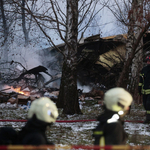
left=0, top=127, right=18, bottom=145
left=18, top=115, right=54, bottom=145
left=139, top=64, right=150, bottom=95
left=93, top=110, right=128, bottom=146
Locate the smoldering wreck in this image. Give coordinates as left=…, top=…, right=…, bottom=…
left=0, top=32, right=150, bottom=106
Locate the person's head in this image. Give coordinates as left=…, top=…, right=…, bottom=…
left=28, top=97, right=58, bottom=123
left=146, top=55, right=150, bottom=64
left=103, top=87, right=133, bottom=116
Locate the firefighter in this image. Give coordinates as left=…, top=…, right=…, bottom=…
left=18, top=97, right=59, bottom=145
left=93, top=87, right=133, bottom=146
left=0, top=127, right=18, bottom=145
left=138, top=55, right=150, bottom=123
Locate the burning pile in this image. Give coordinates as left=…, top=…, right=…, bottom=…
left=0, top=85, right=40, bottom=107
left=10, top=86, right=30, bottom=96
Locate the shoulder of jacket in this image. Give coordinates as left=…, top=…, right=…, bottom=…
left=141, top=65, right=149, bottom=72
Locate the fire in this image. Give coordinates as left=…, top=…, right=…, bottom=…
left=11, top=86, right=30, bottom=96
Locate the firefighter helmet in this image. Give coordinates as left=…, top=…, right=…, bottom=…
left=28, top=97, right=58, bottom=123
left=104, top=87, right=133, bottom=112
left=146, top=55, right=150, bottom=62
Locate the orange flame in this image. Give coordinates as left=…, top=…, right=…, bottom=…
left=11, top=86, right=30, bottom=96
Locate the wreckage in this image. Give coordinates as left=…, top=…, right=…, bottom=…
left=14, top=65, right=52, bottom=82
left=0, top=32, right=150, bottom=105
left=4, top=64, right=62, bottom=90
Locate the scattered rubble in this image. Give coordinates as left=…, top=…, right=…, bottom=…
left=79, top=87, right=104, bottom=101
left=0, top=85, right=104, bottom=110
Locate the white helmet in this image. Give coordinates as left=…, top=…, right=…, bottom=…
left=28, top=97, right=58, bottom=123
left=104, top=87, right=133, bottom=112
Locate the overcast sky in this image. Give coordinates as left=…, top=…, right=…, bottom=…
left=52, top=1, right=125, bottom=45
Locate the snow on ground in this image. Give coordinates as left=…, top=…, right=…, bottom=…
left=0, top=102, right=150, bottom=145
left=125, top=122, right=150, bottom=136
left=54, top=121, right=98, bottom=132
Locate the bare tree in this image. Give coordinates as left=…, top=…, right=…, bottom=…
left=21, top=0, right=35, bottom=45
left=21, top=0, right=29, bottom=45
left=103, top=0, right=150, bottom=99
left=117, top=0, right=150, bottom=99
left=12, top=0, right=103, bottom=114
left=56, top=0, right=81, bottom=114
left=126, top=0, right=143, bottom=100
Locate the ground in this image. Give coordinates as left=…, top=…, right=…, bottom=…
left=0, top=99, right=149, bottom=146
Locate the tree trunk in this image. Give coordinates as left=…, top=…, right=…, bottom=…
left=58, top=59, right=81, bottom=114
left=22, top=0, right=29, bottom=45
left=0, top=0, right=9, bottom=63
left=57, top=0, right=82, bottom=114
left=117, top=0, right=143, bottom=98
left=130, top=0, right=143, bottom=100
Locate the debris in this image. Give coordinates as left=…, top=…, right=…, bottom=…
left=44, top=91, right=59, bottom=101
left=0, top=88, right=11, bottom=92
left=8, top=97, right=17, bottom=104
left=98, top=100, right=103, bottom=105
left=16, top=64, right=24, bottom=71
left=16, top=95, right=30, bottom=107
left=78, top=88, right=104, bottom=101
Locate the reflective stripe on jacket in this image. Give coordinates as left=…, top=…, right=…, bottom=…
left=93, top=130, right=105, bottom=149
left=93, top=122, right=106, bottom=149
left=93, top=111, right=128, bottom=146
left=139, top=65, right=150, bottom=95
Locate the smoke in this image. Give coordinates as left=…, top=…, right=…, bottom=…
left=8, top=43, right=62, bottom=88
left=77, top=82, right=92, bottom=93
left=9, top=44, right=42, bottom=70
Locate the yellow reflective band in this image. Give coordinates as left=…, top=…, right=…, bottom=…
left=140, top=73, right=144, bottom=77
left=99, top=136, right=105, bottom=150
left=146, top=90, right=150, bottom=94
left=145, top=89, right=150, bottom=94
left=147, top=111, right=150, bottom=114
left=93, top=131, right=103, bottom=135
left=138, top=83, right=142, bottom=86
left=142, top=89, right=150, bottom=94
left=142, top=89, right=145, bottom=93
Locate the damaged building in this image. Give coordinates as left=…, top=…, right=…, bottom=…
left=2, top=32, right=150, bottom=95
left=39, top=31, right=150, bottom=89
left=0, top=32, right=150, bottom=105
